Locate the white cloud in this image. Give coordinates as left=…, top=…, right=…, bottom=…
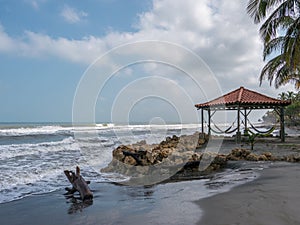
left=24, top=0, right=47, bottom=10
left=0, top=25, right=15, bottom=52
left=61, top=5, right=88, bottom=24
left=0, top=0, right=294, bottom=101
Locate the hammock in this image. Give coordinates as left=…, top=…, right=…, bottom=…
left=209, top=125, right=238, bottom=134
left=209, top=119, right=238, bottom=134
left=247, top=119, right=276, bottom=135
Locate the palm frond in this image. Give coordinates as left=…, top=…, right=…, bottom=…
left=260, top=55, right=286, bottom=85
left=248, top=0, right=300, bottom=89
left=259, top=1, right=296, bottom=42
left=274, top=63, right=291, bottom=88
left=247, top=0, right=268, bottom=23
left=283, top=17, right=300, bottom=69
left=263, top=36, right=285, bottom=60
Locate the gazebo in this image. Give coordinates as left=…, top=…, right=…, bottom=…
left=195, top=87, right=291, bottom=142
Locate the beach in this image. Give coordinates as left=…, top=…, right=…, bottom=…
left=0, top=162, right=299, bottom=225
left=198, top=163, right=300, bottom=225
left=0, top=123, right=300, bottom=225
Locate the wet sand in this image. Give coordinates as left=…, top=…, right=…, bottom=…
left=0, top=179, right=208, bottom=225
left=2, top=162, right=300, bottom=225
left=197, top=163, right=300, bottom=225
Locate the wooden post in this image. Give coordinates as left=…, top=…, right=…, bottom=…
left=201, top=108, right=204, bottom=134
left=208, top=108, right=211, bottom=136
left=236, top=106, right=241, bottom=143
left=244, top=108, right=247, bottom=135
left=280, top=106, right=285, bottom=142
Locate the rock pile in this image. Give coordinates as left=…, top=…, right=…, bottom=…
left=110, top=132, right=208, bottom=167
left=227, top=148, right=300, bottom=162
left=101, top=132, right=228, bottom=177
left=226, top=148, right=277, bottom=161
left=101, top=133, right=300, bottom=180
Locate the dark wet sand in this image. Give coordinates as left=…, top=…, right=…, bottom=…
left=197, top=163, right=300, bottom=225
left=0, top=179, right=206, bottom=225
left=2, top=163, right=300, bottom=225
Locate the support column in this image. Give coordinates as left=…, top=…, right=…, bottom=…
left=236, top=106, right=241, bottom=143
left=201, top=109, right=204, bottom=134
left=244, top=108, right=248, bottom=135
left=280, top=106, right=285, bottom=142
left=208, top=108, right=211, bottom=136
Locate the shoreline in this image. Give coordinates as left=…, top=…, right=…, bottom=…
left=1, top=129, right=300, bottom=224
left=0, top=161, right=262, bottom=225
left=197, top=162, right=300, bottom=225
left=0, top=161, right=300, bottom=224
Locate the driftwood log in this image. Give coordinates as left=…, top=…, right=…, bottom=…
left=122, top=150, right=145, bottom=165
left=64, top=166, right=93, bottom=201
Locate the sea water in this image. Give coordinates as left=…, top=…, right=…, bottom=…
left=0, top=123, right=266, bottom=204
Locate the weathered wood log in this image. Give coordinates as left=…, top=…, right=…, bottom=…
left=122, top=150, right=144, bottom=165
left=64, top=166, right=93, bottom=201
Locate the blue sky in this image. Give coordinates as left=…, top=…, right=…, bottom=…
left=0, top=0, right=150, bottom=122
left=0, top=0, right=294, bottom=123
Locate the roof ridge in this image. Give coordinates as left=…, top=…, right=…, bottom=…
left=245, top=88, right=279, bottom=101
left=237, top=86, right=244, bottom=102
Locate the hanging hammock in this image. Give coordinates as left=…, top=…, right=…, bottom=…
left=247, top=119, right=276, bottom=135
left=209, top=118, right=238, bottom=134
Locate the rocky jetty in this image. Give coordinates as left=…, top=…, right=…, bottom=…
left=101, top=133, right=300, bottom=181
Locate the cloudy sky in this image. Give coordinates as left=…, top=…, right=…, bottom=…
left=0, top=0, right=294, bottom=123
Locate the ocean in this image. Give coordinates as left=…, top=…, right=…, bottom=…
left=0, top=123, right=266, bottom=205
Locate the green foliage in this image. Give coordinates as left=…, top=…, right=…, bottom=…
left=248, top=133, right=257, bottom=150
left=285, top=101, right=300, bottom=125
left=247, top=0, right=300, bottom=89
left=262, top=90, right=300, bottom=125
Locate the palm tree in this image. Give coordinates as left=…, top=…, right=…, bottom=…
left=278, top=91, right=287, bottom=100
left=287, top=90, right=296, bottom=100
left=247, top=0, right=300, bottom=89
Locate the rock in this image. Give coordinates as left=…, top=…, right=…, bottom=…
left=226, top=155, right=240, bottom=161
left=137, top=140, right=146, bottom=145
left=263, top=152, right=272, bottom=159
left=198, top=138, right=206, bottom=145
left=293, top=154, right=300, bottom=162
left=146, top=151, right=155, bottom=164
left=135, top=166, right=149, bottom=174
left=172, top=135, right=179, bottom=141
left=161, top=148, right=172, bottom=158
left=124, top=156, right=137, bottom=165
left=166, top=136, right=172, bottom=142
left=246, top=153, right=259, bottom=161
left=258, top=155, right=268, bottom=161
left=113, top=145, right=130, bottom=161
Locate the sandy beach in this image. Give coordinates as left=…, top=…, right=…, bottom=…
left=198, top=162, right=300, bottom=225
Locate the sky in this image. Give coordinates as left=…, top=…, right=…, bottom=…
left=0, top=0, right=295, bottom=124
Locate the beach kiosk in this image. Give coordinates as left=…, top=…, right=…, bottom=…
left=195, top=87, right=291, bottom=142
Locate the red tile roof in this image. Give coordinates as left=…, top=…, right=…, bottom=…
left=195, top=86, right=291, bottom=109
